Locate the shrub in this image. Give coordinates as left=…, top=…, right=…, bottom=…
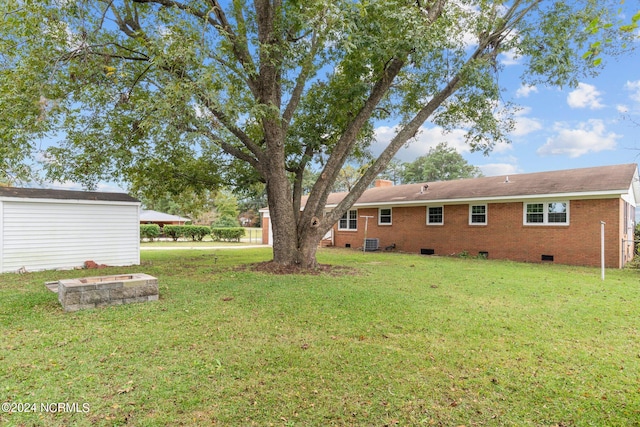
left=140, top=224, right=161, bottom=242
left=163, top=225, right=185, bottom=241
left=183, top=225, right=211, bottom=241
left=624, top=255, right=640, bottom=269
left=212, top=215, right=241, bottom=228
left=211, top=227, right=245, bottom=242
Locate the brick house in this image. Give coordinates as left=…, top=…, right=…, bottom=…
left=261, top=164, right=640, bottom=268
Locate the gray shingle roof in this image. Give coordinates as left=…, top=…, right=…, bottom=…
left=0, top=187, right=139, bottom=203
left=322, top=163, right=639, bottom=207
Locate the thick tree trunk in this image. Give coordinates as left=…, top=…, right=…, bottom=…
left=263, top=119, right=325, bottom=268
left=267, top=188, right=324, bottom=268
left=265, top=163, right=324, bottom=268
left=266, top=184, right=298, bottom=266
left=296, top=233, right=321, bottom=269
left=269, top=215, right=323, bottom=269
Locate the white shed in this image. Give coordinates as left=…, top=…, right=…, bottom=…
left=0, top=187, right=140, bottom=273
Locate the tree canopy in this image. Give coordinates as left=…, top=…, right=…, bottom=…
left=401, top=142, right=483, bottom=184
left=0, top=0, right=634, bottom=267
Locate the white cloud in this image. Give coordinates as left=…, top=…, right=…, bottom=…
left=479, top=162, right=521, bottom=177
left=617, top=104, right=629, bottom=113
left=566, top=83, right=604, bottom=109
left=515, top=84, right=538, bottom=98
left=499, top=49, right=520, bottom=66
left=49, top=181, right=84, bottom=190
left=373, top=118, right=525, bottom=161
left=510, top=107, right=542, bottom=137
left=511, top=116, right=542, bottom=137
left=537, top=119, right=620, bottom=158
left=624, top=80, right=640, bottom=103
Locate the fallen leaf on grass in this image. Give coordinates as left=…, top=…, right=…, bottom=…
left=118, top=381, right=134, bottom=394
left=222, top=297, right=234, bottom=301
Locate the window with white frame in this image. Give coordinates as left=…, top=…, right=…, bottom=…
left=427, top=206, right=443, bottom=225
left=524, top=201, right=568, bottom=225
left=469, top=204, right=487, bottom=225
left=338, top=209, right=358, bottom=230
left=378, top=208, right=392, bottom=225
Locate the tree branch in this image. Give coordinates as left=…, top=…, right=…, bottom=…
left=207, top=0, right=259, bottom=95
left=126, top=63, right=153, bottom=98
left=326, top=73, right=462, bottom=229
left=192, top=94, right=266, bottom=163
left=298, top=0, right=452, bottom=232
left=301, top=56, right=407, bottom=224
left=110, top=1, right=144, bottom=37
left=282, top=29, right=320, bottom=130
left=107, top=1, right=266, bottom=176
left=80, top=43, right=151, bottom=62
left=203, top=130, right=261, bottom=170
left=321, top=2, right=539, bottom=230
left=172, top=120, right=261, bottom=171
left=131, top=0, right=259, bottom=96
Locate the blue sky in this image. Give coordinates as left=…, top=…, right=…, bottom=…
left=371, top=38, right=640, bottom=177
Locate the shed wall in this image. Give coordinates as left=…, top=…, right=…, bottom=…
left=1, top=200, right=140, bottom=273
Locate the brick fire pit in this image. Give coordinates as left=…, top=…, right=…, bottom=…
left=49, top=273, right=158, bottom=312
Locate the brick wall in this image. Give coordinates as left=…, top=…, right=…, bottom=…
left=332, top=198, right=622, bottom=267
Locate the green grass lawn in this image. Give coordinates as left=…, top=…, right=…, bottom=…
left=1, top=248, right=639, bottom=426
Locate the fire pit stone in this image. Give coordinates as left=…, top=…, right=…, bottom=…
left=53, top=273, right=158, bottom=311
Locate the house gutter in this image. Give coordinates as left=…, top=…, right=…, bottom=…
left=323, top=189, right=629, bottom=209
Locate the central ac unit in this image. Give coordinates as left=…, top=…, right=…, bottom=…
left=364, top=238, right=379, bottom=251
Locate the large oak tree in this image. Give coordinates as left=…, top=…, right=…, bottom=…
left=0, top=0, right=633, bottom=267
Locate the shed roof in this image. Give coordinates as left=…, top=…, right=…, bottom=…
left=319, top=163, right=640, bottom=207
left=0, top=187, right=139, bottom=203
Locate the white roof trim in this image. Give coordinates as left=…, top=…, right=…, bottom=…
left=0, top=196, right=140, bottom=206
left=324, top=189, right=628, bottom=209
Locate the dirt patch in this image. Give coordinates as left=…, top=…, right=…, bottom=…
left=241, top=261, right=358, bottom=276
